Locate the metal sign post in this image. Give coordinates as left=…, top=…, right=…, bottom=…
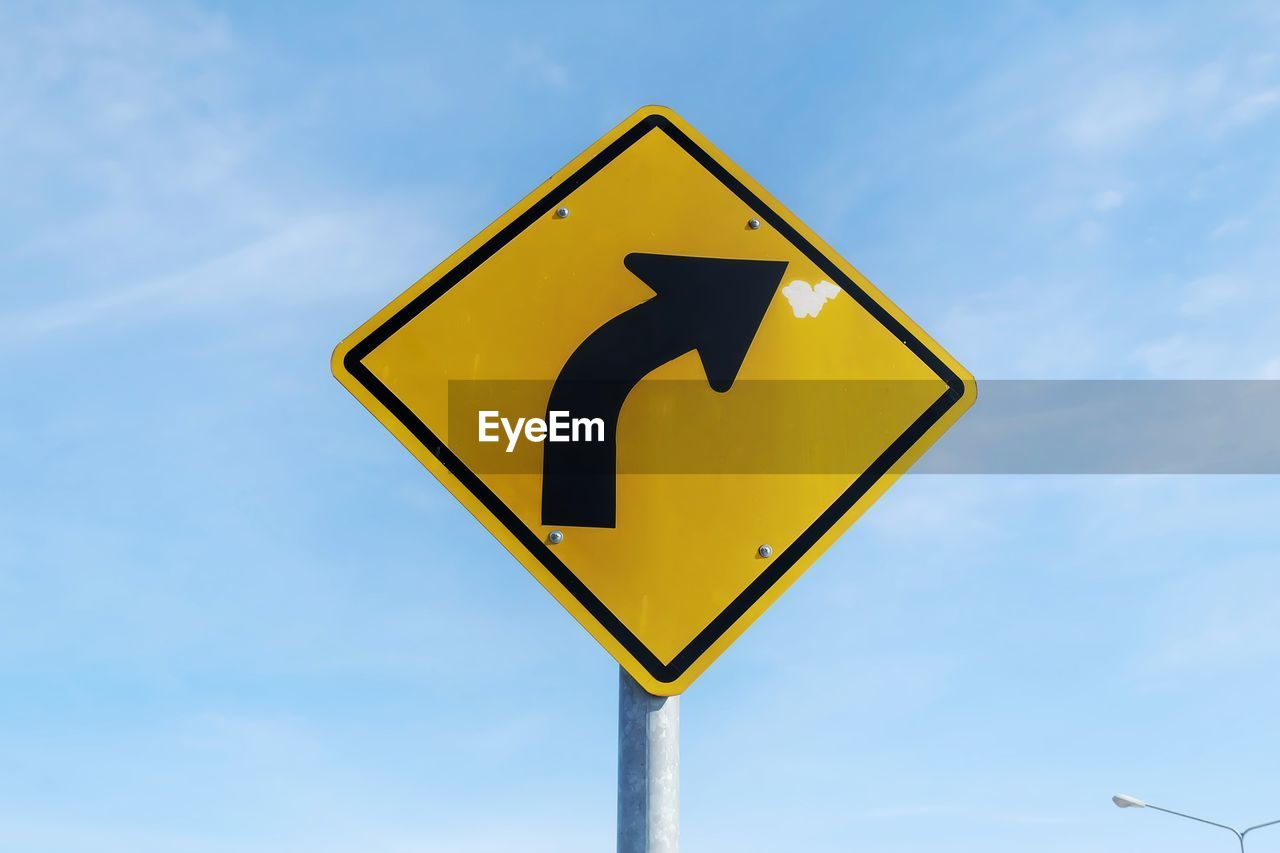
left=618, top=667, right=679, bottom=852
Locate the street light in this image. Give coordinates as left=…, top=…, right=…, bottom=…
left=1112, top=794, right=1280, bottom=852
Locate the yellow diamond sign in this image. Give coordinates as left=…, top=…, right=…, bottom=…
left=332, top=106, right=974, bottom=694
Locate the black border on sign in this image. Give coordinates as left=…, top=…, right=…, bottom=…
left=344, top=113, right=965, bottom=684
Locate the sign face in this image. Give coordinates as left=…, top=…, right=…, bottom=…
left=333, top=106, right=974, bottom=695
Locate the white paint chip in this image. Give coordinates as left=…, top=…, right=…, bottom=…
left=781, top=279, right=840, bottom=318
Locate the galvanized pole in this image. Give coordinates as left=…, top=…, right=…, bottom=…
left=617, top=667, right=679, bottom=852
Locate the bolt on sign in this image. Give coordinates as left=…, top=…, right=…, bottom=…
left=333, top=106, right=975, bottom=695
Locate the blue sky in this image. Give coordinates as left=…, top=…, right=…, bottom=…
left=2, top=1, right=1280, bottom=851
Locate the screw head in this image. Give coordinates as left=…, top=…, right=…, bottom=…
left=548, top=530, right=564, bottom=545
left=554, top=207, right=570, bottom=219
left=757, top=544, right=773, bottom=558
left=747, top=218, right=761, bottom=230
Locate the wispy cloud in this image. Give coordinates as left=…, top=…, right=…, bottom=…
left=0, top=1, right=440, bottom=346
left=509, top=40, right=571, bottom=89
left=5, top=4, right=1280, bottom=853
left=1057, top=71, right=1173, bottom=152
left=807, top=5, right=1280, bottom=380
left=1140, top=558, right=1280, bottom=677
left=2, top=208, right=431, bottom=344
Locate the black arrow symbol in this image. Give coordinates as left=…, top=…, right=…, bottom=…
left=541, top=252, right=788, bottom=529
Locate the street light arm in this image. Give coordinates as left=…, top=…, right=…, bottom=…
left=1144, top=804, right=1243, bottom=841
left=1242, top=817, right=1280, bottom=838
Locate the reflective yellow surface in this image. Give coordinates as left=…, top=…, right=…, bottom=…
left=332, top=106, right=975, bottom=694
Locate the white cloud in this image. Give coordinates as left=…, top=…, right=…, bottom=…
left=509, top=41, right=571, bottom=89
left=1059, top=74, right=1172, bottom=152
left=1140, top=559, right=1280, bottom=677
left=1226, top=87, right=1280, bottom=126
left=0, top=708, right=605, bottom=853
left=0, top=206, right=433, bottom=345
left=840, top=804, right=1070, bottom=826
left=1092, top=189, right=1126, bottom=211
left=1178, top=274, right=1247, bottom=315
left=1209, top=216, right=1248, bottom=238
left=939, top=276, right=1108, bottom=377
left=1133, top=335, right=1211, bottom=377
left=0, top=1, right=444, bottom=346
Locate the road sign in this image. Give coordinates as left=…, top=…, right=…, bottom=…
left=332, top=106, right=974, bottom=695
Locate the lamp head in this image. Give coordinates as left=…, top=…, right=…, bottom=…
left=1113, top=794, right=1147, bottom=809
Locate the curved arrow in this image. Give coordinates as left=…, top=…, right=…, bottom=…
left=541, top=252, right=788, bottom=528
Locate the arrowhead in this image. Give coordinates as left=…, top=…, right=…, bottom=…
left=623, top=253, right=788, bottom=392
